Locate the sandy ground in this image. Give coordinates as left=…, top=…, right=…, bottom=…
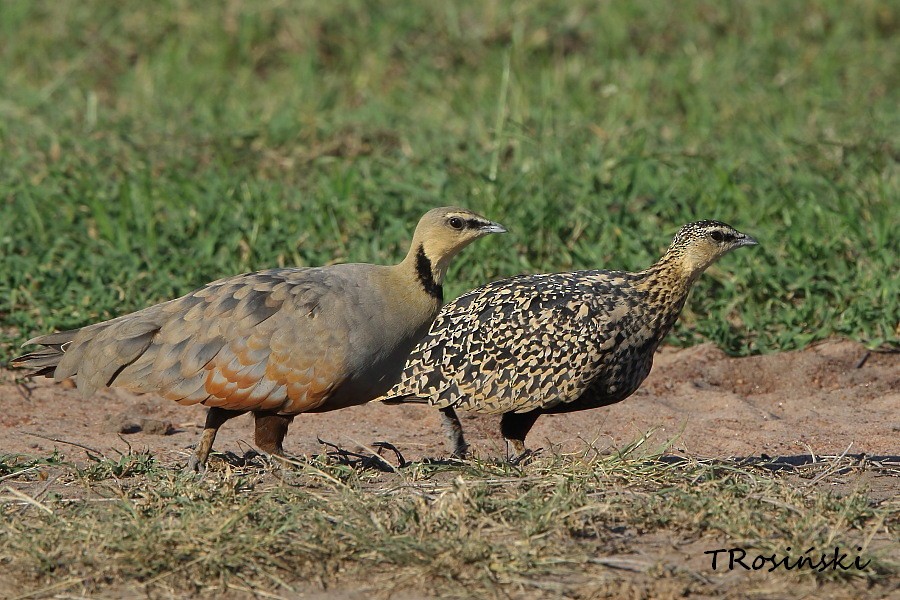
left=1, top=339, right=897, bottom=599
left=1, top=339, right=897, bottom=466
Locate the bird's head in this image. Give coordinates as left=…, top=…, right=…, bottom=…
left=409, top=206, right=507, bottom=283
left=665, top=220, right=758, bottom=279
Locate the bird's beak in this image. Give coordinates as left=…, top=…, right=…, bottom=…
left=480, top=221, right=508, bottom=234
left=738, top=233, right=759, bottom=247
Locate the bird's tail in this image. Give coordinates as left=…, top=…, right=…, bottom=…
left=10, top=329, right=81, bottom=377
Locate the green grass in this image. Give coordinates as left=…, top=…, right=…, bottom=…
left=1, top=444, right=897, bottom=598
left=0, top=0, right=897, bottom=358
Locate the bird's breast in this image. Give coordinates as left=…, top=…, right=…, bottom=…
left=308, top=300, right=438, bottom=412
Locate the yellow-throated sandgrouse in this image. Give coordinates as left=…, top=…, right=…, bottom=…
left=13, top=207, right=506, bottom=470
left=383, top=220, right=757, bottom=460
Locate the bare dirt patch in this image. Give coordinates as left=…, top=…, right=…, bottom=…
left=0, top=341, right=897, bottom=600
left=2, top=339, right=896, bottom=466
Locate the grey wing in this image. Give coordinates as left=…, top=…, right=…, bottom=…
left=34, top=268, right=353, bottom=412
left=113, top=268, right=356, bottom=413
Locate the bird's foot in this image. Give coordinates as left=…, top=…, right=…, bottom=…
left=509, top=447, right=542, bottom=466
left=418, top=441, right=470, bottom=465
left=183, top=453, right=207, bottom=475
left=450, top=443, right=470, bottom=460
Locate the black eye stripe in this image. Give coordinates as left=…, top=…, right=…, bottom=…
left=710, top=230, right=737, bottom=243
left=448, top=216, right=490, bottom=230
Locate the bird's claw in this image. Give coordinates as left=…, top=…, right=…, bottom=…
left=184, top=454, right=206, bottom=475
left=509, top=447, right=542, bottom=466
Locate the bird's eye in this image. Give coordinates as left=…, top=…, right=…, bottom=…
left=710, top=230, right=725, bottom=242
left=448, top=217, right=464, bottom=230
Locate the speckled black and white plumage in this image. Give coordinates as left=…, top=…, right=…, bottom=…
left=384, top=220, right=758, bottom=459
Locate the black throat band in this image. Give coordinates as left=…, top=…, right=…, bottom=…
left=415, top=245, right=443, bottom=301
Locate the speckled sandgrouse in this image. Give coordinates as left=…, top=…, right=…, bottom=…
left=383, top=220, right=757, bottom=460
left=12, top=207, right=506, bottom=470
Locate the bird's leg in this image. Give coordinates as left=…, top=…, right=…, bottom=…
left=187, top=407, right=245, bottom=473
left=500, top=410, right=542, bottom=465
left=254, top=411, right=295, bottom=467
left=439, top=406, right=469, bottom=459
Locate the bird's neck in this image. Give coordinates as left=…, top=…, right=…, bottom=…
left=632, top=250, right=698, bottom=339
left=399, top=243, right=444, bottom=302
left=637, top=246, right=708, bottom=290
